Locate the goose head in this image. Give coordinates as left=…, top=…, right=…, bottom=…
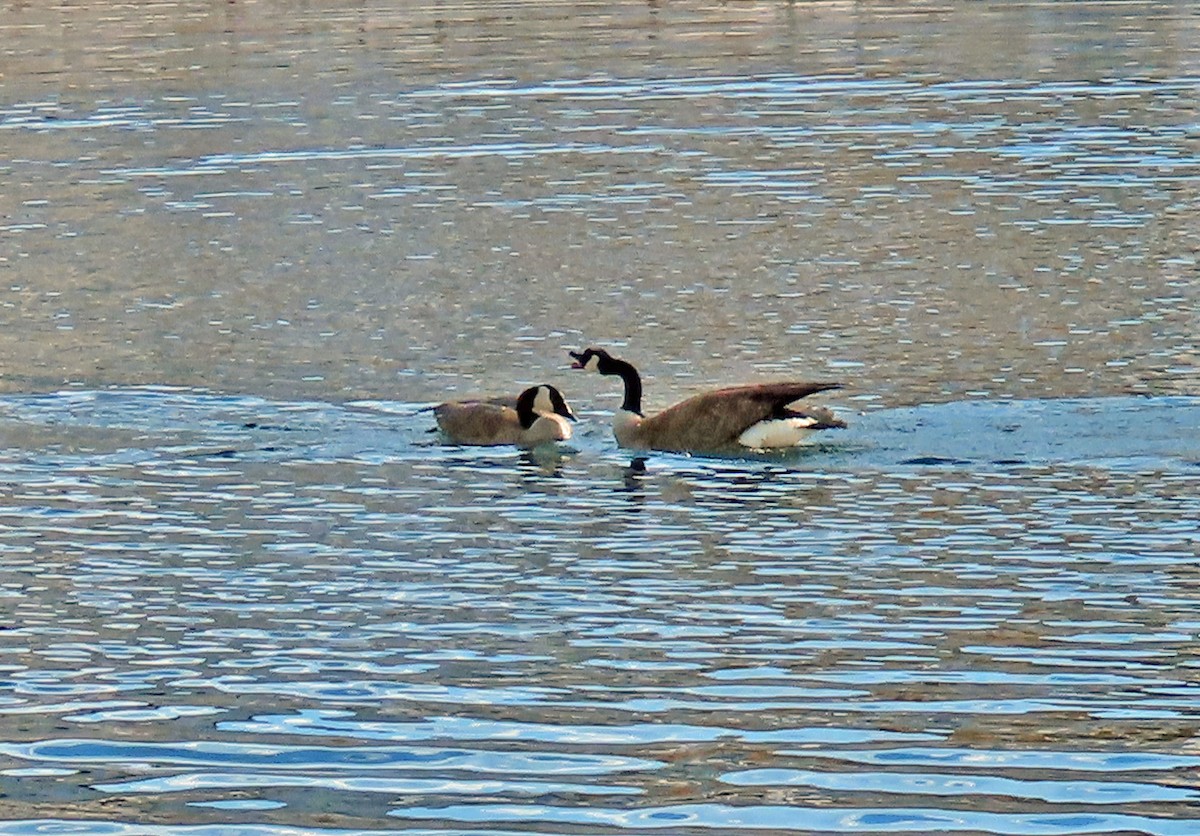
left=569, top=347, right=618, bottom=374
left=515, top=384, right=577, bottom=430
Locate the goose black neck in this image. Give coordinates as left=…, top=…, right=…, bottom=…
left=603, top=357, right=643, bottom=416
left=514, top=388, right=538, bottom=429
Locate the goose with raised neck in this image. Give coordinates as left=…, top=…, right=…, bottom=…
left=570, top=348, right=843, bottom=453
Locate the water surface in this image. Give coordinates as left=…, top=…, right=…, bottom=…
left=1, top=0, right=1199, bottom=833
left=0, top=389, right=1198, bottom=833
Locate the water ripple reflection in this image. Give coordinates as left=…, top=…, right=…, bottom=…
left=1, top=0, right=1198, bottom=830
left=0, top=389, right=1197, bottom=830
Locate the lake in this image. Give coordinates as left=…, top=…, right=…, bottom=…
left=0, top=1, right=1198, bottom=833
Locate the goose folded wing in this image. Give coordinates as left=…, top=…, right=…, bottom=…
left=435, top=403, right=519, bottom=445
left=640, top=382, right=841, bottom=452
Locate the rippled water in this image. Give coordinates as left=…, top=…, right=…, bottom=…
left=3, top=0, right=1198, bottom=405
left=0, top=389, right=1197, bottom=833
left=2, top=0, right=1200, bottom=833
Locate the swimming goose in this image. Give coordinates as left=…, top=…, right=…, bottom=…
left=568, top=348, right=843, bottom=453
left=434, top=384, right=577, bottom=447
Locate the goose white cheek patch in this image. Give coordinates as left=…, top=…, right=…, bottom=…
left=532, top=387, right=555, bottom=413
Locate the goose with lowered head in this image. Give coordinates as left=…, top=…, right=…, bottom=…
left=569, top=348, right=843, bottom=453
left=433, top=384, right=576, bottom=447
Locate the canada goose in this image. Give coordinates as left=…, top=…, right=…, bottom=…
left=568, top=348, right=844, bottom=453
left=433, top=384, right=577, bottom=447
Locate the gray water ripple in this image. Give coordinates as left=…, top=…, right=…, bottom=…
left=105, top=142, right=668, bottom=179
left=721, top=768, right=1200, bottom=805
left=218, top=710, right=938, bottom=746
left=0, top=738, right=659, bottom=776
left=390, top=802, right=1200, bottom=834
left=94, top=772, right=642, bottom=798
left=0, top=388, right=1198, bottom=829
left=798, top=747, right=1200, bottom=773
left=0, top=824, right=583, bottom=836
